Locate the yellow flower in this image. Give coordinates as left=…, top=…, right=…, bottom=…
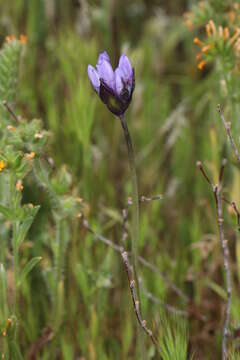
left=0, top=160, right=6, bottom=172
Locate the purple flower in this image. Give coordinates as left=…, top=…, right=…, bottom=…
left=88, top=51, right=135, bottom=116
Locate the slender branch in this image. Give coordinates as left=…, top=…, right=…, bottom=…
left=196, top=161, right=213, bottom=186
left=221, top=197, right=240, bottom=232
left=231, top=201, right=240, bottom=231
left=197, top=161, right=232, bottom=360
left=214, top=185, right=232, bottom=360
left=121, top=197, right=131, bottom=246
left=121, top=251, right=158, bottom=345
left=219, top=159, right=227, bottom=184
left=2, top=100, right=20, bottom=123
left=217, top=104, right=240, bottom=165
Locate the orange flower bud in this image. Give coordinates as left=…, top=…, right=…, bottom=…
left=209, top=20, right=217, bottom=35
left=193, top=37, right=204, bottom=46
left=224, top=27, right=230, bottom=40
left=202, top=44, right=213, bottom=53
left=5, top=35, right=16, bottom=43
left=25, top=152, right=35, bottom=160
left=198, top=60, right=207, bottom=70
left=16, top=180, right=23, bottom=192
left=19, top=34, right=28, bottom=44
left=206, top=24, right=211, bottom=37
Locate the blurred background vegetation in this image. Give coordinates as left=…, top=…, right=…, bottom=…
left=1, top=0, right=240, bottom=359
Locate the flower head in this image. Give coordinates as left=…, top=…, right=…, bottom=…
left=0, top=160, right=6, bottom=172
left=88, top=51, right=135, bottom=116
left=16, top=180, right=23, bottom=192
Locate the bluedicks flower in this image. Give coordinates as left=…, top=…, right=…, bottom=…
left=88, top=51, right=135, bottom=116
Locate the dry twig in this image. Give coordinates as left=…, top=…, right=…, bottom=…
left=217, top=104, right=240, bottom=165
left=121, top=250, right=158, bottom=345
left=197, top=160, right=232, bottom=360
left=2, top=100, right=20, bottom=123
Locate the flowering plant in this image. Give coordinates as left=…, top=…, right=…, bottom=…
left=88, top=51, right=135, bottom=116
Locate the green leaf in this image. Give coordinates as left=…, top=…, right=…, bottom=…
left=18, top=257, right=42, bottom=286
left=0, top=40, right=24, bottom=119
left=16, top=206, right=40, bottom=248
left=0, top=204, right=16, bottom=220
left=204, top=279, right=227, bottom=300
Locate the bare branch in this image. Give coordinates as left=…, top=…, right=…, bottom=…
left=217, top=104, right=240, bottom=165
left=221, top=198, right=240, bottom=232
left=2, top=100, right=20, bottom=123
left=219, top=159, right=227, bottom=185
left=231, top=201, right=240, bottom=232
left=121, top=251, right=158, bottom=345
left=196, top=161, right=213, bottom=186
left=197, top=162, right=232, bottom=360
left=214, top=185, right=232, bottom=360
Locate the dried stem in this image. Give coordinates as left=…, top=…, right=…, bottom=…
left=121, top=250, right=158, bottom=345
left=2, top=100, right=20, bottom=123
left=217, top=104, right=240, bottom=165
left=214, top=185, right=232, bottom=360
left=221, top=197, right=240, bottom=232
left=197, top=161, right=232, bottom=360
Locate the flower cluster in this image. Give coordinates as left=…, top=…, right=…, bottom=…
left=5, top=34, right=28, bottom=45
left=193, top=21, right=240, bottom=70
left=88, top=51, right=135, bottom=116
left=185, top=2, right=240, bottom=71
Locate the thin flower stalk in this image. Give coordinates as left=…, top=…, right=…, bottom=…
left=119, top=114, right=140, bottom=299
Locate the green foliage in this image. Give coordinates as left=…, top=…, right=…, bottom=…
left=0, top=39, right=24, bottom=123
left=1, top=0, right=240, bottom=358
left=158, top=314, right=191, bottom=360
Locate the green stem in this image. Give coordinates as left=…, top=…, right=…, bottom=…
left=10, top=173, right=19, bottom=317
left=13, top=223, right=18, bottom=316
left=119, top=115, right=146, bottom=358
left=119, top=115, right=140, bottom=296
left=54, top=216, right=64, bottom=331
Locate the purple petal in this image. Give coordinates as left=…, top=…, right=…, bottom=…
left=96, top=59, right=115, bottom=90
left=97, top=51, right=110, bottom=66
left=115, top=67, right=124, bottom=97
left=88, top=65, right=100, bottom=93
left=118, top=54, right=133, bottom=80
